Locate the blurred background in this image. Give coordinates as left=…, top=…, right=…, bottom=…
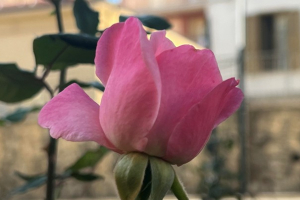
left=1, top=0, right=300, bottom=199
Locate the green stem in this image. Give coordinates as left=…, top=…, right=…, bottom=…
left=171, top=173, right=189, bottom=200
left=46, top=1, right=65, bottom=200
left=54, top=0, right=64, bottom=33
left=46, top=137, right=58, bottom=200
left=58, top=67, right=66, bottom=92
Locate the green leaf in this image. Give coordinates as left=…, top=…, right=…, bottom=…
left=33, top=34, right=98, bottom=70
left=14, top=171, right=45, bottom=182
left=119, top=15, right=171, bottom=30
left=3, top=106, right=41, bottom=123
left=73, top=0, right=99, bottom=36
left=0, top=63, right=45, bottom=103
left=114, top=153, right=149, bottom=200
left=71, top=172, right=103, bottom=182
left=148, top=157, right=174, bottom=200
left=10, top=175, right=47, bottom=195
left=67, top=146, right=109, bottom=172
left=61, top=80, right=104, bottom=92
left=88, top=81, right=105, bottom=91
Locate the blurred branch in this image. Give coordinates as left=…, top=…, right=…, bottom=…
left=43, top=82, right=54, bottom=98
left=46, top=0, right=65, bottom=199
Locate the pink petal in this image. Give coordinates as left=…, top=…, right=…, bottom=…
left=214, top=87, right=244, bottom=127
left=145, top=47, right=222, bottom=156
left=38, top=84, right=119, bottom=152
left=95, top=21, right=125, bottom=86
left=163, top=78, right=243, bottom=165
left=150, top=31, right=175, bottom=57
left=98, top=18, right=161, bottom=152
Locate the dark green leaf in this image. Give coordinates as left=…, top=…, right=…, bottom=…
left=14, top=171, right=45, bottom=182
left=33, top=34, right=98, bottom=70
left=67, top=146, right=109, bottom=172
left=10, top=175, right=47, bottom=195
left=0, top=63, right=45, bottom=103
left=119, top=15, right=171, bottom=30
left=4, top=106, right=41, bottom=123
left=71, top=172, right=103, bottom=182
left=73, top=0, right=99, bottom=36
left=59, top=34, right=98, bottom=49
left=61, top=80, right=104, bottom=92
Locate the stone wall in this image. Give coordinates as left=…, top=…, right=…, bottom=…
left=248, top=100, right=300, bottom=193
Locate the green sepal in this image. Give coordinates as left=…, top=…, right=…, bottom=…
left=114, top=153, right=149, bottom=200
left=148, top=157, right=175, bottom=200
left=171, top=172, right=189, bottom=200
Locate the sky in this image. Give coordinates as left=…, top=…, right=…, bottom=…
left=106, top=0, right=122, bottom=5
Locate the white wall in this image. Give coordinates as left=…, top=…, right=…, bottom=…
left=247, top=0, right=300, bottom=16
left=207, top=0, right=239, bottom=80
left=246, top=70, right=300, bottom=98
left=208, top=0, right=237, bottom=56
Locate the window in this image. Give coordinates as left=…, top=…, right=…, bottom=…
left=246, top=12, right=300, bottom=73
left=260, top=15, right=275, bottom=70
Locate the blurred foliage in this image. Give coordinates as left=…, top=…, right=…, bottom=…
left=198, top=130, right=240, bottom=200
left=0, top=63, right=45, bottom=103
left=73, top=0, right=99, bottom=35
left=119, top=15, right=171, bottom=30
left=33, top=34, right=98, bottom=70
left=0, top=106, right=41, bottom=125
left=60, top=80, right=105, bottom=92
left=10, top=146, right=108, bottom=196
left=11, top=173, right=47, bottom=195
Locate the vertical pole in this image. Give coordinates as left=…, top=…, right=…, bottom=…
left=236, top=0, right=247, bottom=195
left=238, top=48, right=247, bottom=194
left=46, top=1, right=65, bottom=199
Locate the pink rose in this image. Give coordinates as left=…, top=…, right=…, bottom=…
left=38, top=17, right=243, bottom=165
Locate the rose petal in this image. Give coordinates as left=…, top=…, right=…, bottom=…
left=98, top=17, right=161, bottom=152
left=214, top=87, right=244, bottom=127
left=95, top=21, right=125, bottom=86
left=163, top=78, right=243, bottom=165
left=145, top=47, right=222, bottom=156
left=150, top=30, right=175, bottom=57
left=38, top=84, right=119, bottom=152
